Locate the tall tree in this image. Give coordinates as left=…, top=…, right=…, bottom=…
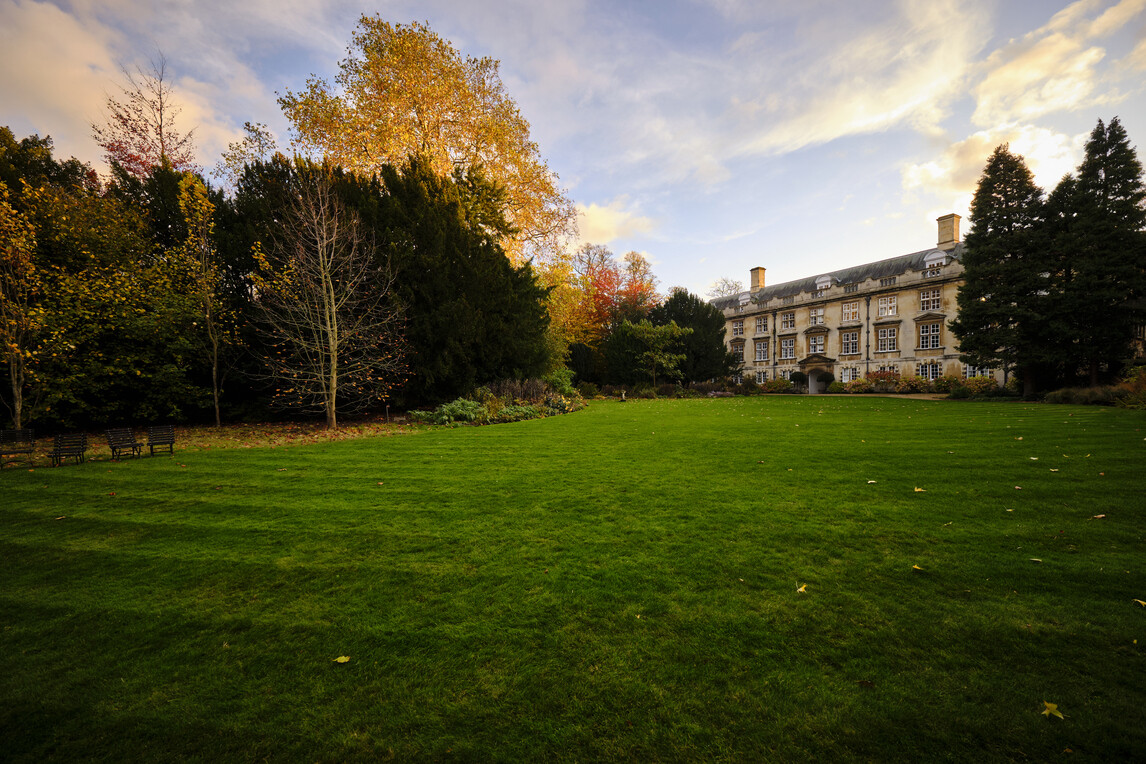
left=278, top=16, right=575, bottom=267
left=951, top=144, right=1052, bottom=396
left=92, top=54, right=197, bottom=179
left=212, top=122, right=279, bottom=192
left=0, top=182, right=41, bottom=428
left=252, top=166, right=406, bottom=429
left=649, top=288, right=740, bottom=383
left=176, top=174, right=235, bottom=426
left=377, top=156, right=551, bottom=404
left=1059, top=117, right=1146, bottom=384
left=629, top=319, right=691, bottom=386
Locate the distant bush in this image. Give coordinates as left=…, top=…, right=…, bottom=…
left=410, top=378, right=586, bottom=426
left=845, top=377, right=874, bottom=394
left=865, top=369, right=899, bottom=392
left=1044, top=386, right=1125, bottom=406
left=895, top=376, right=930, bottom=394
left=632, top=384, right=657, bottom=399
left=947, top=385, right=970, bottom=399
left=1115, top=365, right=1146, bottom=409
left=964, top=376, right=999, bottom=396
left=691, top=381, right=724, bottom=395
left=656, top=383, right=682, bottom=398
left=932, top=375, right=960, bottom=393
left=576, top=381, right=600, bottom=398
left=789, top=371, right=807, bottom=387
left=409, top=397, right=485, bottom=425
left=762, top=378, right=794, bottom=393
left=545, top=368, right=578, bottom=398
left=737, top=379, right=760, bottom=396
left=826, top=381, right=847, bottom=394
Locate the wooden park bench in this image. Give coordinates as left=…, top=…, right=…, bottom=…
left=147, top=425, right=176, bottom=456
left=50, top=432, right=88, bottom=466
left=105, top=427, right=143, bottom=460
left=1, top=429, right=35, bottom=467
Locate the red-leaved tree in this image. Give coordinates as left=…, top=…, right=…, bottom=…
left=91, top=53, right=197, bottom=179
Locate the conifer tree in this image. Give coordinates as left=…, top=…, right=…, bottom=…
left=1058, top=117, right=1146, bottom=384
left=951, top=144, right=1052, bottom=395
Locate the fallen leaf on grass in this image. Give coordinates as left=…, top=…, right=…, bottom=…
left=55, top=516, right=66, bottom=520
left=333, top=656, right=350, bottom=663
left=1050, top=469, right=1059, bottom=472
left=1015, top=486, right=1022, bottom=490
left=1030, top=457, right=1038, bottom=461
left=867, top=480, right=877, bottom=484
left=914, top=487, right=926, bottom=492
left=1133, top=599, right=1146, bottom=607
left=276, top=468, right=287, bottom=472
left=1042, top=701, right=1064, bottom=719
left=1030, top=558, right=1043, bottom=563
left=796, top=583, right=807, bottom=594
left=912, top=565, right=924, bottom=571
left=1092, top=514, right=1105, bottom=520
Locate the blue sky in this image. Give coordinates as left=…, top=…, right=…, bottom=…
left=2, top=0, right=1144, bottom=295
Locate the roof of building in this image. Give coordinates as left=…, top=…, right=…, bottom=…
left=711, top=243, right=964, bottom=310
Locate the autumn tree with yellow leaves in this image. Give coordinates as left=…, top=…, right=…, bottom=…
left=0, top=182, right=41, bottom=428
left=278, top=16, right=576, bottom=269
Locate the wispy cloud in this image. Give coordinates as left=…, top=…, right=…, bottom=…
left=971, top=0, right=1144, bottom=126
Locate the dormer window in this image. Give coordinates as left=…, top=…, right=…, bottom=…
left=815, top=275, right=831, bottom=291
left=923, top=251, right=946, bottom=278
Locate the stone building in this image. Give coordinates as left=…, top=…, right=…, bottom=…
left=712, top=214, right=1007, bottom=393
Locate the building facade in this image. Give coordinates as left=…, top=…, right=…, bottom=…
left=713, top=214, right=1007, bottom=393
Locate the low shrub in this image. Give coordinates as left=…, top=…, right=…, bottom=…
left=489, top=404, right=542, bottom=423
left=845, top=377, right=874, bottom=394
left=866, top=369, right=899, bottom=392
left=409, top=398, right=485, bottom=425
left=895, top=376, right=931, bottom=394
left=964, top=376, right=999, bottom=396
left=762, top=378, right=794, bottom=393
left=738, top=379, right=760, bottom=396
left=1044, top=386, right=1125, bottom=406
left=789, top=371, right=808, bottom=387
left=932, top=375, right=960, bottom=393
left=948, top=385, right=971, bottom=399
left=1116, top=365, right=1146, bottom=409
left=545, top=368, right=578, bottom=398
left=826, top=381, right=847, bottom=394
left=656, top=383, right=682, bottom=398
left=691, top=381, right=724, bottom=395
left=576, top=381, right=600, bottom=398
left=632, top=384, right=658, bottom=399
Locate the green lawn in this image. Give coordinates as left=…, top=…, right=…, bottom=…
left=2, top=397, right=1144, bottom=761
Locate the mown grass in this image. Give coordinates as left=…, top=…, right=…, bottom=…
left=2, top=397, right=1144, bottom=762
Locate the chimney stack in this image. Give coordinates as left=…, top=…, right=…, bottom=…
left=750, top=266, right=766, bottom=290
left=937, top=213, right=960, bottom=251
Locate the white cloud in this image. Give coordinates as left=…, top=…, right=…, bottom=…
left=576, top=197, right=655, bottom=245
left=0, top=0, right=121, bottom=162
left=731, top=0, right=989, bottom=157
left=971, top=0, right=1146, bottom=126
left=902, top=124, right=1085, bottom=201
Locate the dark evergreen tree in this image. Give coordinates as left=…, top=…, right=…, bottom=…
left=649, top=288, right=739, bottom=384
left=1060, top=117, right=1146, bottom=384
left=378, top=157, right=550, bottom=404
left=951, top=144, right=1053, bottom=396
